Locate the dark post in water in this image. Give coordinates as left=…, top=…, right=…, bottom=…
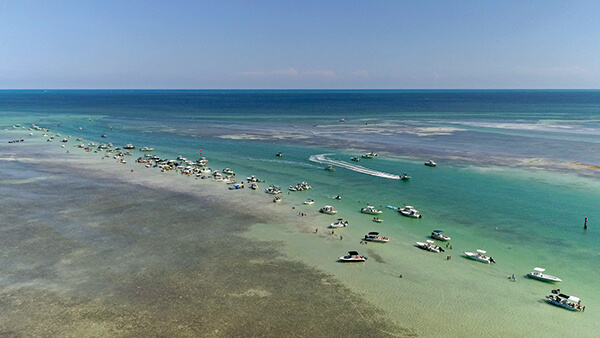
left=584, top=217, right=588, bottom=229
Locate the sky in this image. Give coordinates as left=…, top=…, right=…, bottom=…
left=1, top=0, right=599, bottom=89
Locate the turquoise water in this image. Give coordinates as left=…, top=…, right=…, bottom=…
left=2, top=90, right=600, bottom=336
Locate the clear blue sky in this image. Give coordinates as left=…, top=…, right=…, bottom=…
left=1, top=0, right=599, bottom=89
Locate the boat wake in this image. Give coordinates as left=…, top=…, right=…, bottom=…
left=309, top=154, right=401, bottom=180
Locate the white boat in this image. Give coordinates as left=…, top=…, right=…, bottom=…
left=289, top=182, right=312, bottom=191
left=430, top=230, right=451, bottom=241
left=325, top=165, right=335, bottom=171
left=304, top=198, right=315, bottom=205
left=201, top=167, right=212, bottom=174
left=350, top=156, right=360, bottom=162
left=124, top=144, right=135, bottom=149
left=424, top=160, right=437, bottom=167
left=250, top=183, right=259, bottom=190
left=264, top=185, right=282, bottom=194
left=246, top=175, right=260, bottom=183
left=373, top=217, right=383, bottom=223
left=464, top=249, right=496, bottom=264
left=364, top=232, right=389, bottom=243
left=362, top=152, right=377, bottom=158
left=330, top=218, right=348, bottom=228
left=399, top=205, right=422, bottom=218
left=319, top=205, right=337, bottom=215
left=361, top=206, right=383, bottom=215
left=273, top=196, right=282, bottom=203
left=339, top=251, right=367, bottom=262
left=222, top=168, right=235, bottom=175
left=400, top=173, right=411, bottom=180
left=528, top=267, right=562, bottom=283
left=547, top=293, right=584, bottom=311
left=416, top=240, right=445, bottom=253
left=140, top=147, right=154, bottom=152
left=276, top=152, right=283, bottom=157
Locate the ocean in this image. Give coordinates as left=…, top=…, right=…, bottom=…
left=1, top=90, right=599, bottom=336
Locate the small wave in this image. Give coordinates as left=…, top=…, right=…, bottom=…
left=309, top=154, right=401, bottom=180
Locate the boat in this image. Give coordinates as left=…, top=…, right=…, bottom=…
left=273, top=196, right=282, bottom=203
left=528, top=267, right=562, bottom=283
left=201, top=167, right=212, bottom=174
left=246, top=175, right=260, bottom=183
left=350, top=156, right=360, bottom=162
left=325, top=165, right=335, bottom=171
left=547, top=293, right=584, bottom=311
left=289, top=182, right=312, bottom=191
left=101, top=134, right=108, bottom=138
left=222, top=168, right=235, bottom=175
left=333, top=195, right=342, bottom=200
left=330, top=218, right=349, bottom=228
left=361, top=206, right=383, bottom=215
left=398, top=205, right=422, bottom=218
left=304, top=198, right=315, bottom=205
left=276, top=152, right=283, bottom=157
left=362, top=152, right=377, bottom=158
left=228, top=183, right=244, bottom=190
left=373, top=217, right=383, bottom=223
left=424, top=160, right=437, bottom=167
left=430, top=230, right=451, bottom=241
left=416, top=240, right=444, bottom=252
left=250, top=183, right=259, bottom=190
left=139, top=147, right=154, bottom=152
left=319, top=205, right=337, bottom=215
left=124, top=144, right=135, bottom=149
left=464, top=249, right=496, bottom=264
left=364, top=232, right=389, bottom=243
left=265, top=185, right=282, bottom=194
left=339, top=251, right=367, bottom=262
left=61, top=138, right=68, bottom=142
left=400, top=173, right=411, bottom=180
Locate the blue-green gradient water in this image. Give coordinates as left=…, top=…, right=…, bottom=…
left=2, top=90, right=599, bottom=336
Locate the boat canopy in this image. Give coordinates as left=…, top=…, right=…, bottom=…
left=348, top=251, right=359, bottom=256
left=533, top=267, right=546, bottom=273
left=433, top=230, right=443, bottom=233
left=368, top=232, right=379, bottom=235
left=568, top=296, right=581, bottom=303
left=476, top=249, right=487, bottom=254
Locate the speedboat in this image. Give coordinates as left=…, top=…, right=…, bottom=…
left=250, top=183, right=259, bottom=190
left=399, top=205, right=422, bottom=218
left=222, top=168, right=235, bottom=175
left=124, top=144, right=135, bottom=149
left=416, top=240, right=444, bottom=252
left=362, top=152, right=377, bottom=158
left=424, top=160, right=437, bottom=167
left=139, top=147, right=154, bottom=152
left=400, top=173, right=411, bottom=180
left=464, top=249, right=495, bottom=264
left=246, top=175, right=260, bottom=183
left=430, top=230, right=451, bottom=241
left=319, top=205, right=338, bottom=215
left=339, top=251, right=367, bottom=262
left=333, top=195, right=342, bottom=200
left=289, top=182, right=312, bottom=191
left=351, top=156, right=360, bottom=162
left=304, top=198, right=315, bottom=205
left=273, top=196, right=282, bottom=203
left=373, top=217, right=383, bottom=223
left=547, top=292, right=584, bottom=311
left=330, top=218, right=348, bottom=228
left=325, top=165, right=335, bottom=171
left=361, top=206, right=383, bottom=215
left=364, top=232, right=389, bottom=243
left=276, top=152, right=283, bottom=157
left=528, top=267, right=562, bottom=283
left=265, top=185, right=282, bottom=194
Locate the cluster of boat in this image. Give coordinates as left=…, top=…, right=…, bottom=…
left=289, top=182, right=312, bottom=191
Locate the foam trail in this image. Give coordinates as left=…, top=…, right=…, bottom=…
left=309, top=154, right=401, bottom=180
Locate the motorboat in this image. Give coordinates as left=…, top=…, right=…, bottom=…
left=424, top=160, right=437, bottom=167
left=430, top=230, right=451, bottom=241
left=464, top=249, right=495, bottom=264
left=276, top=152, right=283, bottom=157
left=400, top=173, right=411, bottom=180
left=362, top=152, right=377, bottom=158
left=201, top=167, right=212, bottom=174
left=416, top=240, right=444, bottom=252
left=364, top=232, right=389, bottom=243
left=339, top=251, right=367, bottom=262
left=547, top=293, right=584, bottom=311
left=304, top=198, right=315, bottom=205
left=265, top=185, right=282, bottom=194
left=124, top=144, right=135, bottom=149
left=333, top=195, right=342, bottom=200
left=222, top=168, right=235, bottom=175
left=351, top=156, right=360, bottom=162
left=139, top=147, right=154, bottom=152
left=246, top=175, right=260, bottom=183
left=319, top=206, right=337, bottom=215
left=361, top=206, right=383, bottom=215
left=399, top=205, right=422, bottom=218
left=250, top=183, right=259, bottom=190
left=101, top=134, right=108, bottom=138
left=273, top=196, right=282, bottom=203
left=373, top=217, right=383, bottom=223
left=528, top=267, right=562, bottom=283
left=325, top=165, right=335, bottom=171
left=289, top=182, right=312, bottom=191
left=330, top=218, right=348, bottom=228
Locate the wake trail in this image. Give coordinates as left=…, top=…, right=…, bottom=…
left=309, top=154, right=401, bottom=180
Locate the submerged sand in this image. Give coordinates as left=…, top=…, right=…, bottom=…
left=0, top=135, right=412, bottom=337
